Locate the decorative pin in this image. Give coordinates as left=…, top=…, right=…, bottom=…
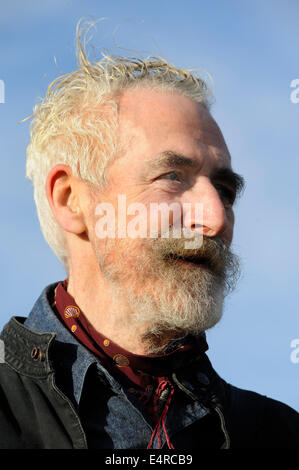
left=113, top=353, right=130, bottom=367
left=64, top=305, right=80, bottom=319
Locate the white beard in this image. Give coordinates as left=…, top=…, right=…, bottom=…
left=95, top=234, right=238, bottom=355
left=118, top=266, right=224, bottom=354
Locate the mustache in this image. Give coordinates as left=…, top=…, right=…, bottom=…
left=149, top=230, right=240, bottom=289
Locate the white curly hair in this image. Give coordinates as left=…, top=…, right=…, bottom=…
left=25, top=18, right=213, bottom=269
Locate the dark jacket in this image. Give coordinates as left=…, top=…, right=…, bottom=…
left=0, top=283, right=298, bottom=449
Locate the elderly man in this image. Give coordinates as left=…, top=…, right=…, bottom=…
left=0, top=25, right=298, bottom=449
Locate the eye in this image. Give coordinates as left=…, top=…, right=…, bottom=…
left=158, top=171, right=182, bottom=182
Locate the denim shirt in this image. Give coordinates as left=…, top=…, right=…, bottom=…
left=23, top=283, right=228, bottom=449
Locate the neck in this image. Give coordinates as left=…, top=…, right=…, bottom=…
left=67, top=261, right=159, bottom=355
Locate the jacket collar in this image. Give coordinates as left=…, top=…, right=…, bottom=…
left=1, top=283, right=122, bottom=404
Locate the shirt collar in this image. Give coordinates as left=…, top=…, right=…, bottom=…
left=23, top=282, right=214, bottom=407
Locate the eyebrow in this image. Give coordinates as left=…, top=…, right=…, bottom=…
left=210, top=167, right=245, bottom=197
left=145, top=150, right=245, bottom=196
left=146, top=151, right=198, bottom=171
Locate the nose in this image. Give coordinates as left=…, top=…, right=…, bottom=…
left=182, top=176, right=230, bottom=238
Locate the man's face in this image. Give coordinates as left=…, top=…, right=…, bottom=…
left=86, top=88, right=241, bottom=353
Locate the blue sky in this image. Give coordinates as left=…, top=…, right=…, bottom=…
left=0, top=0, right=298, bottom=410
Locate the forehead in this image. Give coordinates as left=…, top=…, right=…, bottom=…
left=115, top=88, right=231, bottom=173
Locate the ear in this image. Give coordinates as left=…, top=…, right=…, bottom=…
left=46, top=164, right=87, bottom=235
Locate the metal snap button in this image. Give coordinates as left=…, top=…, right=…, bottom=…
left=38, top=350, right=45, bottom=362
left=31, top=347, right=40, bottom=360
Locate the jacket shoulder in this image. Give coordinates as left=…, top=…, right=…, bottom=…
left=224, top=382, right=299, bottom=448
left=0, top=361, right=28, bottom=448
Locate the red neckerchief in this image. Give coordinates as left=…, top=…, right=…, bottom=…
left=53, top=280, right=209, bottom=448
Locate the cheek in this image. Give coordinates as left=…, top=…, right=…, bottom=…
left=141, top=192, right=182, bottom=236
